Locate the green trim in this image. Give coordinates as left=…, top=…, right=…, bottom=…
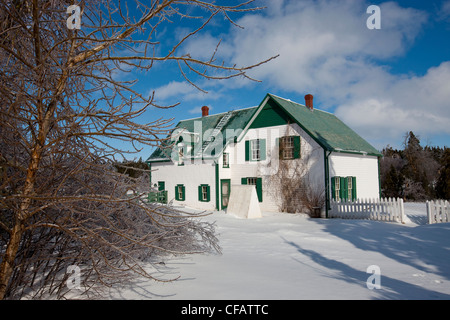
left=147, top=162, right=152, bottom=188
left=215, top=162, right=220, bottom=210
left=351, top=176, right=357, bottom=201
left=293, top=136, right=301, bottom=159
left=332, top=149, right=382, bottom=157
left=147, top=159, right=172, bottom=163
left=245, top=141, right=250, bottom=161
left=324, top=150, right=331, bottom=218
left=175, top=184, right=185, bottom=201
left=220, top=179, right=231, bottom=210
left=256, top=178, right=263, bottom=202
left=198, top=184, right=211, bottom=202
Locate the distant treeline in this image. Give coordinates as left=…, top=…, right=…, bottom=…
left=114, top=158, right=149, bottom=179
left=380, top=131, right=449, bottom=201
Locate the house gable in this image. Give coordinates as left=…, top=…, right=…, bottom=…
left=249, top=98, right=292, bottom=129
left=241, top=94, right=382, bottom=157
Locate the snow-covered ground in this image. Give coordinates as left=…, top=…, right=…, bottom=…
left=108, top=203, right=450, bottom=300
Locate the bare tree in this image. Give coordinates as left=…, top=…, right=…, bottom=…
left=0, top=0, right=276, bottom=299
left=265, top=125, right=325, bottom=215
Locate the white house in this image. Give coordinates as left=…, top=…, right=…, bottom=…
left=147, top=93, right=382, bottom=217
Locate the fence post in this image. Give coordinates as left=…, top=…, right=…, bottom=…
left=445, top=200, right=449, bottom=223
left=426, top=200, right=431, bottom=224
left=399, top=198, right=405, bottom=223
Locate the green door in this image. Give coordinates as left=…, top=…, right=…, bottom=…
left=221, top=179, right=231, bottom=210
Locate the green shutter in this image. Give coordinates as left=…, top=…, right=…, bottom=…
left=351, top=177, right=357, bottom=201
left=331, top=177, right=336, bottom=201
left=293, top=136, right=301, bottom=159
left=175, top=185, right=179, bottom=201
left=158, top=181, right=165, bottom=191
left=256, top=178, right=263, bottom=202
left=181, top=185, right=185, bottom=201
left=206, top=185, right=211, bottom=202
left=241, top=177, right=247, bottom=185
left=259, top=139, right=266, bottom=161
left=245, top=141, right=250, bottom=162
left=339, top=177, right=345, bottom=201
left=341, top=177, right=349, bottom=201
left=198, top=185, right=202, bottom=202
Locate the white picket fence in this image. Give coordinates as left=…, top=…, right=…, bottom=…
left=329, top=198, right=406, bottom=223
left=426, top=200, right=450, bottom=224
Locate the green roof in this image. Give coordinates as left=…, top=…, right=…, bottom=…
left=147, top=107, right=257, bottom=162
left=147, top=93, right=381, bottom=162
left=266, top=94, right=382, bottom=156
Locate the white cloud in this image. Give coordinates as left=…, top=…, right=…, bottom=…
left=182, top=0, right=450, bottom=147
left=335, top=61, right=450, bottom=148
left=439, top=0, right=450, bottom=20
left=152, top=80, right=222, bottom=103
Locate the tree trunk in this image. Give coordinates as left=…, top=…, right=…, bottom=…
left=0, top=221, right=25, bottom=300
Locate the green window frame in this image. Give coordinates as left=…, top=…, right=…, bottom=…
left=245, top=139, right=266, bottom=162
left=277, top=136, right=301, bottom=160
left=241, top=177, right=263, bottom=202
left=198, top=184, right=211, bottom=202
left=175, top=184, right=185, bottom=201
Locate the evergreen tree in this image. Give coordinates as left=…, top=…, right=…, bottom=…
left=436, top=149, right=450, bottom=200
left=382, top=164, right=404, bottom=198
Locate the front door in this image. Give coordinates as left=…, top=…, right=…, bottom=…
left=221, top=179, right=231, bottom=210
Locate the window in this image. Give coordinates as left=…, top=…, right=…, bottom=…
left=278, top=136, right=301, bottom=160
left=335, top=177, right=341, bottom=201
left=198, top=184, right=210, bottom=202
left=245, top=139, right=266, bottom=162
left=175, top=184, right=185, bottom=201
left=251, top=140, right=260, bottom=161
left=281, top=136, right=294, bottom=160
left=347, top=177, right=352, bottom=199
left=332, top=176, right=356, bottom=201
left=223, top=153, right=230, bottom=168
left=241, top=177, right=263, bottom=202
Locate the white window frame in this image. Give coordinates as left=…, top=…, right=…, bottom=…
left=347, top=176, right=352, bottom=199
left=335, top=177, right=340, bottom=201
left=177, top=185, right=183, bottom=200
left=202, top=185, right=208, bottom=201
left=223, top=152, right=229, bottom=168
left=281, top=136, right=294, bottom=160
left=251, top=139, right=260, bottom=161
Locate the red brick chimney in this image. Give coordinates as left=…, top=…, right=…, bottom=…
left=201, top=106, right=209, bottom=117
left=305, top=94, right=313, bottom=111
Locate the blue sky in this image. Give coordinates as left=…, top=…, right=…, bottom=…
left=118, top=0, right=450, bottom=160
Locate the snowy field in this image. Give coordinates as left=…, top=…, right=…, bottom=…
left=107, top=202, right=450, bottom=300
